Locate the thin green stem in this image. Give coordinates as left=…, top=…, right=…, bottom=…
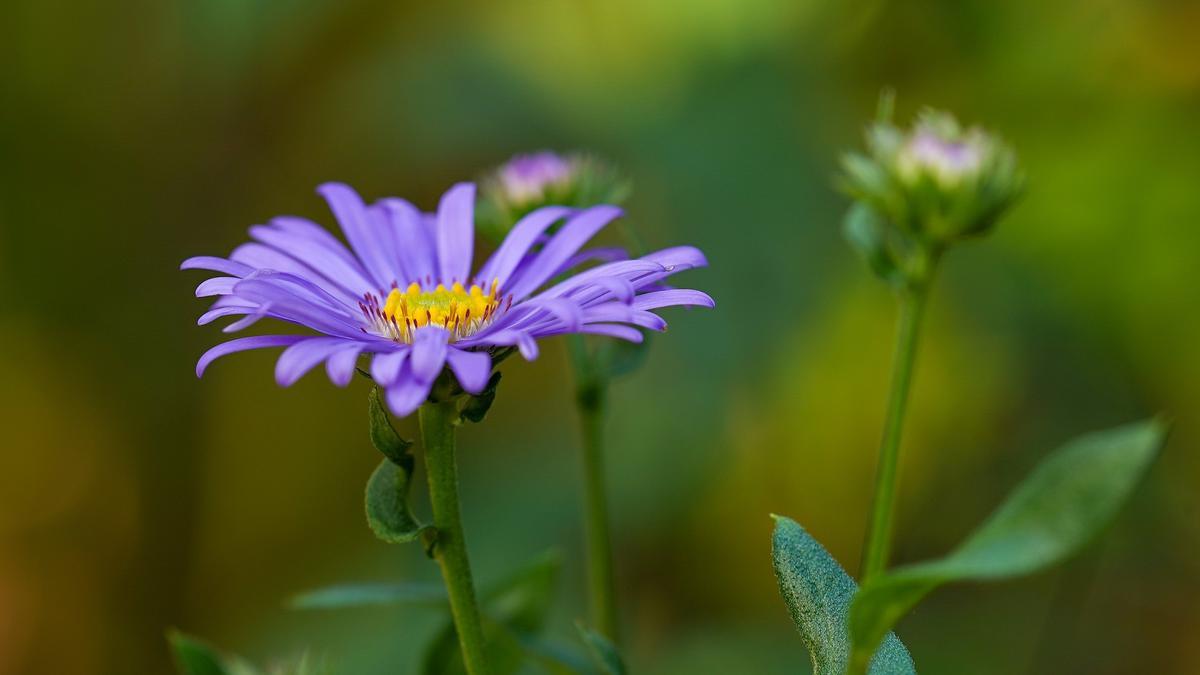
left=860, top=283, right=931, bottom=582
left=420, top=400, right=491, bottom=675
left=567, top=335, right=620, bottom=643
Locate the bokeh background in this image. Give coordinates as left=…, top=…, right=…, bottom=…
left=3, top=0, right=1199, bottom=673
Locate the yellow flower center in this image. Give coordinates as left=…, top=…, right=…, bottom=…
left=363, top=280, right=503, bottom=343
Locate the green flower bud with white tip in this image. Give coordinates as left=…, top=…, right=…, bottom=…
left=839, top=97, right=1024, bottom=288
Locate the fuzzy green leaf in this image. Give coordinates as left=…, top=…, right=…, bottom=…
left=771, top=516, right=915, bottom=675
left=365, top=458, right=427, bottom=543
left=576, top=622, right=626, bottom=675
left=846, top=419, right=1168, bottom=674
left=168, top=631, right=262, bottom=675
left=369, top=387, right=413, bottom=465
left=288, top=582, right=447, bottom=610
left=421, top=551, right=563, bottom=675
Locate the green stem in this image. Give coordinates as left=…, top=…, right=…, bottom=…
left=860, top=283, right=931, bottom=582
left=420, top=400, right=491, bottom=675
left=567, top=335, right=620, bottom=643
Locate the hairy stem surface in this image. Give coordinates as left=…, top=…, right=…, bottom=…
left=420, top=400, right=491, bottom=675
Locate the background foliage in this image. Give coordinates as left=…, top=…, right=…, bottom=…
left=2, top=0, right=1198, bottom=672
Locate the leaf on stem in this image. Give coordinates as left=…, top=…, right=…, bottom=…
left=770, top=516, right=915, bottom=675
left=365, top=458, right=429, bottom=543
left=369, top=386, right=413, bottom=465
left=846, top=419, right=1168, bottom=673
left=365, top=387, right=430, bottom=544
left=288, top=582, right=447, bottom=610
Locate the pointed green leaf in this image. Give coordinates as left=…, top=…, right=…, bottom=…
left=770, top=516, right=915, bottom=675
left=167, top=631, right=262, bottom=675
left=365, top=458, right=428, bottom=543
left=459, top=372, right=502, bottom=424
left=847, top=419, right=1168, bottom=674
left=364, top=387, right=428, bottom=544
left=576, top=622, right=626, bottom=675
left=421, top=551, right=563, bottom=675
left=288, top=582, right=447, bottom=610
left=369, top=387, right=413, bottom=465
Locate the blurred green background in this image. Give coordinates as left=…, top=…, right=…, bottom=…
left=3, top=0, right=1199, bottom=673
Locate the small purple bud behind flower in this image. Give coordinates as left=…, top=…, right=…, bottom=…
left=477, top=151, right=632, bottom=244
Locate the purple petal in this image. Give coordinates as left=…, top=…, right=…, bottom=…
left=380, top=198, right=436, bottom=284
left=275, top=337, right=350, bottom=387
left=370, top=349, right=410, bottom=387
left=629, top=310, right=668, bottom=331
left=197, top=303, right=256, bottom=326
left=181, top=256, right=255, bottom=277
left=581, top=303, right=635, bottom=324
left=550, top=246, right=629, bottom=278
left=446, top=348, right=491, bottom=394
left=327, top=345, right=365, bottom=387
left=410, top=327, right=450, bottom=384
left=229, top=242, right=358, bottom=304
left=386, top=368, right=431, bottom=417
left=582, top=324, right=644, bottom=342
left=249, top=221, right=375, bottom=295
left=469, top=329, right=539, bottom=360
left=436, top=183, right=475, bottom=283
left=196, top=277, right=239, bottom=297
left=222, top=304, right=271, bottom=333
left=476, top=206, right=572, bottom=286
left=632, top=289, right=715, bottom=310
left=534, top=260, right=665, bottom=301
left=196, top=335, right=307, bottom=377
left=504, top=205, right=623, bottom=300
left=640, top=246, right=709, bottom=274
left=231, top=277, right=362, bottom=338
left=317, top=183, right=397, bottom=288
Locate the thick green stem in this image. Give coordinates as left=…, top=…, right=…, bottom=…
left=420, top=401, right=491, bottom=675
left=568, top=336, right=620, bottom=643
left=860, top=284, right=930, bottom=581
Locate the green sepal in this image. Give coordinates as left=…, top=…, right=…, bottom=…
left=770, top=516, right=914, bottom=675
left=420, top=551, right=563, bottom=675
left=842, top=203, right=904, bottom=288
left=167, top=630, right=262, bottom=675
left=365, top=458, right=430, bottom=544
left=369, top=386, right=414, bottom=465
left=458, top=372, right=502, bottom=424
left=846, top=419, right=1168, bottom=673
left=288, top=582, right=447, bottom=610
left=575, top=622, right=626, bottom=675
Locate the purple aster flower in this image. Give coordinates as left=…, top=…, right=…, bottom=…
left=183, top=182, right=712, bottom=417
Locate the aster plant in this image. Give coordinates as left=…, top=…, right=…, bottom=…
left=770, top=97, right=1168, bottom=674
left=182, top=181, right=711, bottom=673
left=479, top=151, right=642, bottom=645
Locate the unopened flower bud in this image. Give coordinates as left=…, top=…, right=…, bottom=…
left=839, top=104, right=1024, bottom=287
left=477, top=151, right=631, bottom=243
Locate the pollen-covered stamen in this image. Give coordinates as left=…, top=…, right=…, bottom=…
left=361, top=279, right=504, bottom=343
